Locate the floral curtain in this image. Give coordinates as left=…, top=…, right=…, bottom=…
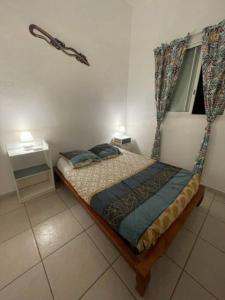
left=151, top=35, right=190, bottom=160
left=193, top=20, right=225, bottom=175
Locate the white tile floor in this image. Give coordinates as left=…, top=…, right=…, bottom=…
left=0, top=186, right=224, bottom=300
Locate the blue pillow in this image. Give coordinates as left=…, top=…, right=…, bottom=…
left=60, top=150, right=100, bottom=168
left=89, top=143, right=121, bottom=159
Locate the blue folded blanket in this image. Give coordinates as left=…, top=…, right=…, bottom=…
left=90, top=161, right=194, bottom=249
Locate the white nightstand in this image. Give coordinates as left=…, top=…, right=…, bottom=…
left=7, top=140, right=55, bottom=202
left=112, top=136, right=132, bottom=151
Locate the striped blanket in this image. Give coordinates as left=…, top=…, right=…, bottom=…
left=91, top=161, right=195, bottom=250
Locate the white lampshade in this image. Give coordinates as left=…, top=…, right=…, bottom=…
left=119, top=125, right=126, bottom=134
left=20, top=131, right=34, bottom=143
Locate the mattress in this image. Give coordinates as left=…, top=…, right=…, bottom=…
left=57, top=150, right=200, bottom=253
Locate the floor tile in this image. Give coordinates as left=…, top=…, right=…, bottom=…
left=198, top=189, right=214, bottom=214
left=167, top=228, right=196, bottom=267
left=215, top=193, right=225, bottom=203
left=44, top=232, right=109, bottom=300
left=26, top=192, right=67, bottom=226
left=70, top=204, right=94, bottom=229
left=0, top=207, right=30, bottom=244
left=87, top=224, right=119, bottom=264
left=209, top=194, right=225, bottom=223
left=57, top=186, right=78, bottom=208
left=0, top=194, right=22, bottom=216
left=113, top=256, right=181, bottom=300
left=34, top=210, right=83, bottom=258
left=81, top=268, right=134, bottom=300
left=200, top=214, right=225, bottom=252
left=0, top=263, right=53, bottom=300
left=184, top=208, right=206, bottom=234
left=172, top=272, right=216, bottom=300
left=186, top=238, right=225, bottom=300
left=0, top=230, right=40, bottom=289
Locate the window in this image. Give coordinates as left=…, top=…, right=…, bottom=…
left=170, top=45, right=205, bottom=114
left=192, top=70, right=205, bottom=114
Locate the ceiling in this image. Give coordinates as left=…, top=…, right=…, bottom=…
left=123, top=0, right=140, bottom=6
left=124, top=0, right=151, bottom=6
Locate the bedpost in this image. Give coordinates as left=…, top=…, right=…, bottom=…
left=136, top=270, right=151, bottom=296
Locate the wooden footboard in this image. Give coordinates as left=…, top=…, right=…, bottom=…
left=54, top=167, right=204, bottom=297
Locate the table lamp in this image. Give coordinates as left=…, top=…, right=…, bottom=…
left=20, top=131, right=34, bottom=150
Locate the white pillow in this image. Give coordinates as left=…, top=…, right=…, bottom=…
left=57, top=156, right=73, bottom=174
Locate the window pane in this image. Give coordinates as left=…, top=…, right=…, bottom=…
left=192, top=69, right=205, bottom=114
left=170, top=46, right=200, bottom=112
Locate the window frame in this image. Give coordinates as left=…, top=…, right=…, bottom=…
left=168, top=33, right=202, bottom=116
left=167, top=32, right=225, bottom=117
left=188, top=46, right=202, bottom=114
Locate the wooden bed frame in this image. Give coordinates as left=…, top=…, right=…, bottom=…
left=54, top=167, right=204, bottom=296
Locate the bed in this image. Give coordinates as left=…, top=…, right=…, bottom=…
left=55, top=149, right=204, bottom=296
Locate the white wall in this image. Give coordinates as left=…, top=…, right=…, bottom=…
left=0, top=0, right=132, bottom=195
left=127, top=0, right=225, bottom=193
left=1, top=0, right=224, bottom=195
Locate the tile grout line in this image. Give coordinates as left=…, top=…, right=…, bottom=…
left=0, top=205, right=74, bottom=249
left=27, top=192, right=223, bottom=299
left=30, top=190, right=220, bottom=300
left=44, top=192, right=221, bottom=300
left=110, top=256, right=137, bottom=300
left=55, top=191, right=225, bottom=263
left=80, top=221, right=135, bottom=299
left=198, top=235, right=225, bottom=255
left=0, top=261, right=41, bottom=292
left=207, top=211, right=225, bottom=226
left=30, top=205, right=68, bottom=227
left=0, top=193, right=74, bottom=294
left=169, top=192, right=216, bottom=300
left=0, top=199, right=218, bottom=297
left=112, top=261, right=138, bottom=300
left=77, top=262, right=136, bottom=300
left=184, top=270, right=219, bottom=300
left=73, top=215, right=94, bottom=232
left=67, top=197, right=120, bottom=269
left=0, top=198, right=98, bottom=266
left=181, top=191, right=219, bottom=300
left=24, top=203, right=56, bottom=300
left=56, top=190, right=79, bottom=209
left=85, top=266, right=135, bottom=300
left=0, top=198, right=123, bottom=300
left=41, top=229, right=85, bottom=260
left=0, top=190, right=221, bottom=299
left=24, top=189, right=70, bottom=227
left=77, top=266, right=111, bottom=300
left=30, top=197, right=132, bottom=300
left=1, top=192, right=112, bottom=266
left=166, top=255, right=218, bottom=300
left=26, top=192, right=118, bottom=264
left=111, top=256, right=150, bottom=300
left=86, top=226, right=120, bottom=266
left=82, top=189, right=225, bottom=298
left=165, top=253, right=184, bottom=270
left=0, top=203, right=25, bottom=218
left=0, top=227, right=30, bottom=248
